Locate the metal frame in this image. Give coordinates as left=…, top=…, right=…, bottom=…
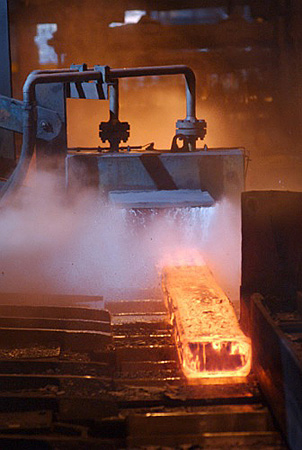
left=0, top=64, right=207, bottom=203
left=0, top=0, right=14, bottom=164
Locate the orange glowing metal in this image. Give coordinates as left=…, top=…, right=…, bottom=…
left=162, top=265, right=251, bottom=380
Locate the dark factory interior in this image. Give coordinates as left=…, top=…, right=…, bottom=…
left=0, top=0, right=302, bottom=449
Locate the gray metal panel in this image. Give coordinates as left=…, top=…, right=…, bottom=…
left=66, top=149, right=245, bottom=204
left=69, top=81, right=107, bottom=100
left=0, top=96, right=23, bottom=133
left=0, top=94, right=63, bottom=142
left=108, top=189, right=214, bottom=208
left=35, top=83, right=67, bottom=168
left=35, top=83, right=66, bottom=120
left=97, top=154, right=156, bottom=190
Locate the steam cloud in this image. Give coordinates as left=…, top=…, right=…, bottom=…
left=0, top=171, right=241, bottom=306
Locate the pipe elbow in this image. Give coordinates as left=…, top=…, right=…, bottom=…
left=181, top=66, right=196, bottom=86
left=23, top=71, right=39, bottom=102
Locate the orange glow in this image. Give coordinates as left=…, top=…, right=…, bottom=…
left=158, top=248, right=206, bottom=269
left=162, top=265, right=251, bottom=380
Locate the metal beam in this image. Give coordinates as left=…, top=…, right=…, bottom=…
left=124, top=0, right=249, bottom=10
left=0, top=0, right=12, bottom=98
left=0, top=0, right=15, bottom=166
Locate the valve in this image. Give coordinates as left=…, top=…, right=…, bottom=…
left=172, top=118, right=207, bottom=152
left=99, top=120, right=130, bottom=152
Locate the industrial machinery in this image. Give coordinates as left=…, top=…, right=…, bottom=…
left=0, top=65, right=297, bottom=449
left=0, top=64, right=248, bottom=384
left=0, top=64, right=245, bottom=207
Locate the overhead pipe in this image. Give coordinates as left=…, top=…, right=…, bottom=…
left=109, top=65, right=197, bottom=122
left=23, top=65, right=197, bottom=122
left=0, top=64, right=198, bottom=202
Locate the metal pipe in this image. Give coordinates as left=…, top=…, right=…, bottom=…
left=0, top=69, right=102, bottom=203
left=23, top=70, right=101, bottom=103
left=30, top=65, right=197, bottom=120
left=0, top=64, right=198, bottom=203
left=109, top=79, right=119, bottom=121
left=109, top=65, right=196, bottom=121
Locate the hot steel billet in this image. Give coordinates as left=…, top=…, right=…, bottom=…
left=162, top=265, right=251, bottom=380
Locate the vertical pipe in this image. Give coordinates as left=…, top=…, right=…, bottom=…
left=1, top=65, right=199, bottom=199
left=109, top=79, right=119, bottom=122
left=1, top=69, right=101, bottom=202
left=109, top=65, right=197, bottom=121
left=184, top=71, right=196, bottom=121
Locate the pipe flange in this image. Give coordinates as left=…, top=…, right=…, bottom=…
left=176, top=119, right=207, bottom=139
left=99, top=120, right=130, bottom=152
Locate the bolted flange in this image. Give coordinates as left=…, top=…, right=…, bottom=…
left=176, top=118, right=207, bottom=139
left=99, top=120, right=130, bottom=152
left=172, top=118, right=207, bottom=152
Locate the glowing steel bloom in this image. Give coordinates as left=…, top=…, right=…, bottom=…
left=162, top=265, right=251, bottom=380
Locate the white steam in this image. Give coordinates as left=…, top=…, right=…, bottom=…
left=0, top=171, right=241, bottom=305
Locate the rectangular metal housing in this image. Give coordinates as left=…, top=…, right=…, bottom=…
left=66, top=149, right=245, bottom=207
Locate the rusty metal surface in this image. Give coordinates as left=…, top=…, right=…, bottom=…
left=0, top=317, right=111, bottom=332
left=109, top=299, right=260, bottom=405
left=126, top=405, right=282, bottom=448
left=248, top=295, right=302, bottom=450
left=0, top=301, right=111, bottom=353
left=241, top=190, right=302, bottom=450
left=0, top=293, right=105, bottom=309
left=0, top=298, right=287, bottom=448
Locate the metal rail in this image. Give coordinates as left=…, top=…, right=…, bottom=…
left=247, top=293, right=302, bottom=450
left=0, top=297, right=287, bottom=448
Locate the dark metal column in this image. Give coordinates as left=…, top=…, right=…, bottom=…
left=0, top=0, right=15, bottom=171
